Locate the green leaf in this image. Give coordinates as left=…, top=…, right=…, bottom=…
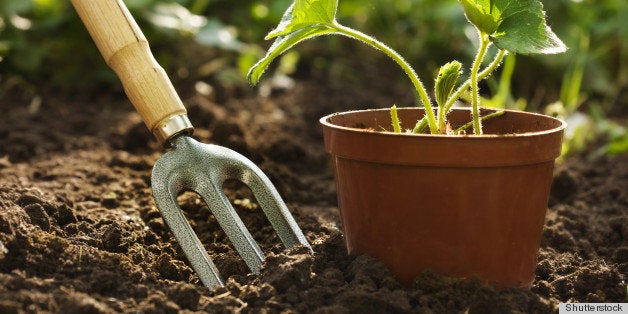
left=435, top=61, right=462, bottom=109
left=460, top=0, right=566, bottom=54
left=248, top=26, right=336, bottom=84
left=491, top=0, right=566, bottom=54
left=266, top=0, right=338, bottom=39
left=248, top=0, right=340, bottom=84
left=459, top=0, right=499, bottom=34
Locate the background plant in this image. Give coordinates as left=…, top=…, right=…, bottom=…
left=0, top=0, right=262, bottom=94
left=541, top=0, right=627, bottom=157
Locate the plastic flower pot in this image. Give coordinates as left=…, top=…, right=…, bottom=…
left=320, top=107, right=566, bottom=288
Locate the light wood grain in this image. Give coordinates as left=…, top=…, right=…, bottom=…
left=71, top=0, right=187, bottom=133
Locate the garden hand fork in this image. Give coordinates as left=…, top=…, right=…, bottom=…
left=71, top=0, right=311, bottom=289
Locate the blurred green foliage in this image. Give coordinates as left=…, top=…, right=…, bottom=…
left=0, top=0, right=265, bottom=92
left=0, top=0, right=109, bottom=92
left=539, top=0, right=627, bottom=157
left=0, top=0, right=625, bottom=154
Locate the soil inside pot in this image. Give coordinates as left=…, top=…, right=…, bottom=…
left=0, top=80, right=626, bottom=313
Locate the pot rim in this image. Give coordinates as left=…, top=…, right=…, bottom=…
left=319, top=107, right=567, bottom=139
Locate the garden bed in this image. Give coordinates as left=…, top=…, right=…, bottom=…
left=0, top=79, right=626, bottom=313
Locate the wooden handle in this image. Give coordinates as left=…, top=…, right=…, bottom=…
left=71, top=0, right=187, bottom=134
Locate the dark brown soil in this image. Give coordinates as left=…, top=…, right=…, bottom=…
left=0, top=78, right=626, bottom=313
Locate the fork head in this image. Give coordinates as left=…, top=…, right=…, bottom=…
left=150, top=135, right=311, bottom=289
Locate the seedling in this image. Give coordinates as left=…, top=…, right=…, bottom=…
left=248, top=0, right=566, bottom=135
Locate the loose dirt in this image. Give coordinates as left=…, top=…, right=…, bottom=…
left=0, top=78, right=626, bottom=313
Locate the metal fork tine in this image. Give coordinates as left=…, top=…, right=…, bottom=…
left=151, top=172, right=224, bottom=288
left=193, top=179, right=265, bottom=274
left=227, top=154, right=312, bottom=250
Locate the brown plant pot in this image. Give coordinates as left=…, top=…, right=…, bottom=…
left=320, top=107, right=566, bottom=288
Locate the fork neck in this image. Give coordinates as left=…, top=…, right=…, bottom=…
left=154, top=114, right=195, bottom=148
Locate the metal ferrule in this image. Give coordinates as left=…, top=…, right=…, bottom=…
left=153, top=114, right=194, bottom=147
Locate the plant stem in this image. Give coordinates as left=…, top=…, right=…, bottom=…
left=438, top=49, right=507, bottom=133
left=470, top=32, right=491, bottom=134
left=332, top=23, right=438, bottom=134
left=390, top=105, right=401, bottom=133
left=443, top=49, right=507, bottom=114
left=453, top=110, right=505, bottom=135
left=412, top=116, right=429, bottom=133
left=437, top=97, right=448, bottom=134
